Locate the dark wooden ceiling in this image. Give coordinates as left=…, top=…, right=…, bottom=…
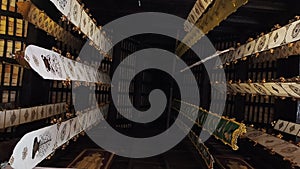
left=209, top=0, right=300, bottom=43
left=82, top=0, right=300, bottom=49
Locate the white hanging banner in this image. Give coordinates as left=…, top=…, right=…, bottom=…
left=9, top=104, right=108, bottom=169
left=56, top=120, right=71, bottom=148
left=60, top=56, right=77, bottom=80
left=79, top=10, right=90, bottom=35
left=69, top=117, right=80, bottom=138
left=254, top=34, right=270, bottom=53
left=286, top=20, right=300, bottom=43
left=249, top=83, right=272, bottom=96
left=262, top=82, right=289, bottom=97
left=4, top=110, right=20, bottom=128
left=284, top=122, right=300, bottom=136
left=238, top=83, right=257, bottom=95
left=46, top=104, right=55, bottom=118
left=54, top=103, right=62, bottom=115
left=37, top=106, right=47, bottom=120
left=0, top=110, right=5, bottom=128
left=93, top=27, right=101, bottom=49
left=268, top=27, right=287, bottom=49
left=274, top=119, right=289, bottom=131
left=246, top=127, right=300, bottom=167
left=281, top=83, right=300, bottom=98
left=184, top=0, right=213, bottom=32
left=50, top=0, right=72, bottom=18
left=234, top=45, right=245, bottom=60
left=88, top=20, right=97, bottom=39
left=10, top=124, right=58, bottom=169
left=244, top=40, right=256, bottom=56
left=69, top=0, right=82, bottom=28
left=24, top=45, right=66, bottom=80
left=25, top=45, right=111, bottom=84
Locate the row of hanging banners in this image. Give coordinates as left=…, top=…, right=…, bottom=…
left=24, top=45, right=110, bottom=83
left=216, top=18, right=300, bottom=66
left=213, top=77, right=300, bottom=99
left=176, top=0, right=248, bottom=56
left=172, top=99, right=247, bottom=151
left=17, top=1, right=113, bottom=58
left=8, top=105, right=109, bottom=169
left=0, top=103, right=65, bottom=129
left=273, top=119, right=300, bottom=137
left=245, top=125, right=300, bottom=167
left=184, top=0, right=213, bottom=32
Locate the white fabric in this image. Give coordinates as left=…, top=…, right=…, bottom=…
left=0, top=103, right=66, bottom=129
left=36, top=106, right=45, bottom=120
left=284, top=122, right=300, bottom=136
left=79, top=10, right=89, bottom=35
left=0, top=111, right=5, bottom=128
left=268, top=27, right=287, bottom=49
left=69, top=0, right=82, bottom=28
left=69, top=117, right=79, bottom=138
left=246, top=127, right=300, bottom=167
left=4, top=110, right=20, bottom=128
left=25, top=45, right=110, bottom=83
left=93, top=28, right=101, bottom=49
left=56, top=120, right=71, bottom=147
left=286, top=20, right=300, bottom=43
left=230, top=84, right=246, bottom=94
left=234, top=45, right=245, bottom=60
left=262, top=83, right=289, bottom=97
left=244, top=40, right=256, bottom=56
left=254, top=34, right=270, bottom=53
left=20, top=108, right=31, bottom=125
left=46, top=104, right=55, bottom=118
left=249, top=83, right=272, bottom=96
left=239, top=83, right=257, bottom=95
left=88, top=21, right=97, bottom=40
left=281, top=83, right=300, bottom=98
left=10, top=125, right=58, bottom=169
left=274, top=119, right=289, bottom=131
left=50, top=0, right=71, bottom=18
left=10, top=107, right=106, bottom=169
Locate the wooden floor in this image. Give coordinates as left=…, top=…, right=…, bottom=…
left=39, top=135, right=207, bottom=169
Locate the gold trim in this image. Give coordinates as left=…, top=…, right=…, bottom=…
left=231, top=123, right=247, bottom=150
left=172, top=99, right=247, bottom=150
left=17, top=1, right=81, bottom=50
left=176, top=0, right=248, bottom=56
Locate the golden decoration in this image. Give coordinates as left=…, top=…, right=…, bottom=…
left=176, top=0, right=248, bottom=56
left=17, top=1, right=82, bottom=50
left=174, top=99, right=247, bottom=151
left=276, top=133, right=283, bottom=139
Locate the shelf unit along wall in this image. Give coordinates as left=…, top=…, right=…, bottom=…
left=109, top=38, right=138, bottom=129
left=0, top=0, right=27, bottom=109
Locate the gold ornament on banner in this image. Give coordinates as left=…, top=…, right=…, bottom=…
left=173, top=99, right=247, bottom=150
left=17, top=1, right=82, bottom=50
left=176, top=0, right=248, bottom=56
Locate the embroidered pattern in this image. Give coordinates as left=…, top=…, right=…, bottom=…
left=292, top=23, right=300, bottom=39
left=273, top=32, right=279, bottom=43
left=22, top=147, right=28, bottom=160
left=289, top=85, right=300, bottom=96
left=58, top=0, right=67, bottom=10
left=10, top=111, right=16, bottom=125
left=257, top=36, right=266, bottom=51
